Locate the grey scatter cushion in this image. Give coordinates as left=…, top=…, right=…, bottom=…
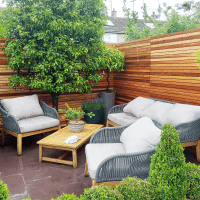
left=1, top=94, right=44, bottom=121
left=140, top=101, right=175, bottom=124
left=123, top=97, right=155, bottom=117
left=120, top=117, right=161, bottom=153
left=161, top=103, right=200, bottom=126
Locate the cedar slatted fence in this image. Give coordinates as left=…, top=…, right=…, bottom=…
left=113, top=28, right=200, bottom=106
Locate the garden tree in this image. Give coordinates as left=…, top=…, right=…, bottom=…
left=123, top=0, right=200, bottom=41
left=0, top=0, right=108, bottom=110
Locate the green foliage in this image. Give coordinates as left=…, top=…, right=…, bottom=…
left=81, top=184, right=124, bottom=200
left=59, top=103, right=94, bottom=122
left=51, top=193, right=80, bottom=200
left=82, top=97, right=105, bottom=110
left=148, top=123, right=189, bottom=199
left=185, top=162, right=200, bottom=199
left=123, top=1, right=200, bottom=41
left=115, top=177, right=153, bottom=200
left=100, top=46, right=125, bottom=91
left=0, top=0, right=108, bottom=109
left=0, top=11, right=5, bottom=38
left=83, top=102, right=105, bottom=110
left=0, top=177, right=9, bottom=200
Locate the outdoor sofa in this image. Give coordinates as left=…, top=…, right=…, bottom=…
left=106, top=96, right=200, bottom=162
left=0, top=94, right=60, bottom=155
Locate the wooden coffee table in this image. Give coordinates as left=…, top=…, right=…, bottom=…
left=37, top=124, right=103, bottom=168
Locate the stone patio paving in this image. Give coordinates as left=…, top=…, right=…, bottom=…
left=0, top=132, right=199, bottom=200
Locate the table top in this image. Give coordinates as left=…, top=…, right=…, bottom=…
left=37, top=124, right=104, bottom=150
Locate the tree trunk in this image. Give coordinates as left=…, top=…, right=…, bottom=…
left=51, top=93, right=59, bottom=111
left=106, top=66, right=110, bottom=91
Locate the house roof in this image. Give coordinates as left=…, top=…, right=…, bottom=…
left=104, top=17, right=146, bottom=34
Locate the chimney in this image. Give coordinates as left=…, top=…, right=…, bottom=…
left=111, top=8, right=117, bottom=17
left=151, top=11, right=158, bottom=21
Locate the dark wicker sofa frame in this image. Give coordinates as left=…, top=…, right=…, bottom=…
left=85, top=124, right=156, bottom=187
left=0, top=100, right=60, bottom=155
left=106, top=98, right=200, bottom=162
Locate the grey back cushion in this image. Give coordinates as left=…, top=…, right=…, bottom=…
left=123, top=97, right=155, bottom=117
left=140, top=101, right=175, bottom=124
left=161, top=103, right=200, bottom=125
left=1, top=94, right=44, bottom=121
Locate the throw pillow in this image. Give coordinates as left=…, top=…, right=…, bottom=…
left=123, top=97, right=155, bottom=117
left=1, top=94, right=44, bottom=121
left=120, top=117, right=161, bottom=153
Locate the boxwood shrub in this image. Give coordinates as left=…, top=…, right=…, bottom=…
left=115, top=176, right=153, bottom=200
left=81, top=184, right=124, bottom=200
left=51, top=193, right=79, bottom=200
left=0, top=177, right=9, bottom=200
left=185, top=162, right=200, bottom=199
left=148, top=123, right=189, bottom=199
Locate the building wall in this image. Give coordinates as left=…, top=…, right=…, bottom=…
left=103, top=33, right=118, bottom=43
left=117, top=34, right=126, bottom=43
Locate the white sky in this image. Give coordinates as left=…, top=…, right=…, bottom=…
left=104, top=0, right=199, bottom=19
left=0, top=0, right=199, bottom=19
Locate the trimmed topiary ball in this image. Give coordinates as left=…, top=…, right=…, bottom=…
left=51, top=193, right=79, bottom=200
left=81, top=184, right=124, bottom=200
left=148, top=123, right=189, bottom=199
left=115, top=176, right=153, bottom=200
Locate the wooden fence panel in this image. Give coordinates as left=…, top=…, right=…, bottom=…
left=114, top=38, right=151, bottom=105
left=114, top=28, right=200, bottom=107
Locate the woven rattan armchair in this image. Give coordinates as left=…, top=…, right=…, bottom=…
left=84, top=124, right=156, bottom=187
left=0, top=96, right=60, bottom=155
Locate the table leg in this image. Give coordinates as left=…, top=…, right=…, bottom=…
left=39, top=145, right=43, bottom=163
left=72, top=150, right=77, bottom=168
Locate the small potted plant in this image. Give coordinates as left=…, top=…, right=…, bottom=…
left=82, top=97, right=105, bottom=124
left=59, top=103, right=94, bottom=132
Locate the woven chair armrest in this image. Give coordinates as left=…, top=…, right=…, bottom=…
left=0, top=104, right=21, bottom=133
left=175, top=118, right=200, bottom=143
left=108, top=103, right=128, bottom=114
left=90, top=123, right=133, bottom=143
left=39, top=100, right=59, bottom=120
left=95, top=147, right=156, bottom=183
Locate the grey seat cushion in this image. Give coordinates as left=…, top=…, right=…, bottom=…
left=18, top=116, right=60, bottom=133
left=108, top=112, right=139, bottom=126
left=85, top=143, right=126, bottom=179
left=1, top=94, right=44, bottom=120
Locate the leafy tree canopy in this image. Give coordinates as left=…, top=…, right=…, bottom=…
left=123, top=0, right=200, bottom=41
left=0, top=0, right=108, bottom=110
